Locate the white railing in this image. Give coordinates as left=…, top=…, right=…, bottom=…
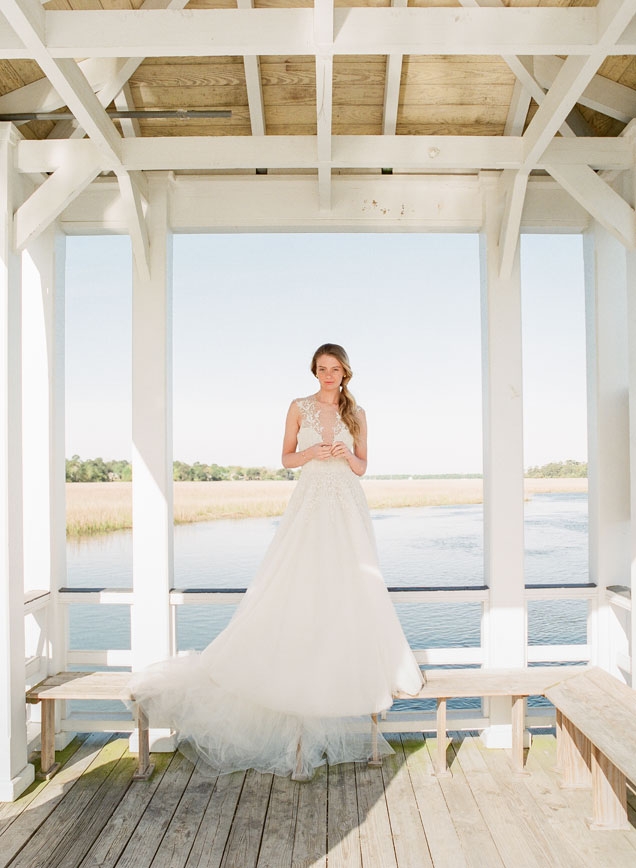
left=25, top=582, right=618, bottom=733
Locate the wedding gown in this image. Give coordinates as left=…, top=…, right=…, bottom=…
left=129, top=395, right=424, bottom=779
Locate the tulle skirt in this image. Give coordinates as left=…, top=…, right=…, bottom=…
left=129, top=461, right=423, bottom=779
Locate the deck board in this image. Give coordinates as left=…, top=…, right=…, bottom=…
left=3, top=732, right=636, bottom=868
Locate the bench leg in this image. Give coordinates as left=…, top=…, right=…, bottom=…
left=37, top=699, right=61, bottom=780
left=368, top=713, right=382, bottom=767
left=435, top=698, right=449, bottom=775
left=133, top=706, right=155, bottom=781
left=558, top=716, right=591, bottom=789
left=511, top=695, right=529, bottom=775
left=589, top=746, right=629, bottom=830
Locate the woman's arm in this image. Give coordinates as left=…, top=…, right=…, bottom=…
left=331, top=408, right=368, bottom=476
left=281, top=401, right=331, bottom=468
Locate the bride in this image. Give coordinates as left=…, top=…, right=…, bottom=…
left=130, top=343, right=423, bottom=780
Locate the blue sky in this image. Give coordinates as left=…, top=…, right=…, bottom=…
left=64, top=232, right=587, bottom=475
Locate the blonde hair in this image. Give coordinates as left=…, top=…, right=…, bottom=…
left=311, top=343, right=361, bottom=441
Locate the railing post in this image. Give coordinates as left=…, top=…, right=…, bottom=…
left=131, top=173, right=175, bottom=751
left=584, top=223, right=630, bottom=678
left=0, top=123, right=34, bottom=800
left=478, top=173, right=526, bottom=747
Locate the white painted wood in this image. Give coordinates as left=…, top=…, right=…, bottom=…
left=0, top=123, right=34, bottom=802
left=131, top=174, right=174, bottom=675
left=16, top=135, right=633, bottom=175
left=523, top=0, right=636, bottom=169
left=479, top=172, right=525, bottom=747
left=114, top=82, right=142, bottom=140
left=497, top=169, right=528, bottom=279
left=314, top=0, right=333, bottom=210
left=57, top=174, right=589, bottom=235
left=237, top=0, right=265, bottom=138
left=623, top=176, right=636, bottom=684
left=14, top=7, right=601, bottom=59
left=14, top=151, right=102, bottom=250
left=116, top=169, right=150, bottom=282
left=546, top=164, right=636, bottom=250
left=382, top=0, right=407, bottom=137
left=584, top=223, right=631, bottom=675
left=0, top=0, right=122, bottom=167
left=504, top=81, right=531, bottom=138
left=535, top=55, right=636, bottom=125
left=21, top=226, right=67, bottom=672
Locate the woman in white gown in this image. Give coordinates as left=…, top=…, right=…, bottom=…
left=130, top=343, right=423, bottom=780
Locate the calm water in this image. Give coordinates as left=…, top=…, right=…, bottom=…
left=67, top=492, right=589, bottom=657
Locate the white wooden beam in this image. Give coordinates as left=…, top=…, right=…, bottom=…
left=315, top=0, right=333, bottom=211
left=546, top=163, right=636, bottom=249
left=534, top=55, right=636, bottom=125
left=114, top=83, right=142, bottom=139
left=0, top=0, right=122, bottom=167
left=382, top=0, right=407, bottom=137
left=504, top=81, right=531, bottom=138
left=237, top=0, right=265, bottom=137
left=14, top=150, right=102, bottom=250
left=0, top=7, right=607, bottom=60
left=523, top=0, right=636, bottom=169
left=116, top=170, right=150, bottom=281
left=15, top=134, right=634, bottom=174
left=497, top=169, right=529, bottom=279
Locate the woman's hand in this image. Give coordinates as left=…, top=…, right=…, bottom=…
left=308, top=442, right=333, bottom=461
left=331, top=441, right=351, bottom=461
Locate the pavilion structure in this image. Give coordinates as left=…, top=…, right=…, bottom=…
left=2, top=0, right=636, bottom=802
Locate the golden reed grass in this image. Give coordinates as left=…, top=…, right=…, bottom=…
left=65, top=477, right=588, bottom=537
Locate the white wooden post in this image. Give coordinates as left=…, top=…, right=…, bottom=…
left=22, top=226, right=71, bottom=747
left=584, top=224, right=631, bottom=677
left=0, top=124, right=34, bottom=800
left=627, top=244, right=636, bottom=685
left=131, top=174, right=175, bottom=750
left=479, top=173, right=526, bottom=748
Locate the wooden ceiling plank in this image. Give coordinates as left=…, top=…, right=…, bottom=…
left=4, top=7, right=603, bottom=59
left=535, top=54, right=636, bottom=124
left=14, top=146, right=102, bottom=249
left=546, top=161, right=636, bottom=249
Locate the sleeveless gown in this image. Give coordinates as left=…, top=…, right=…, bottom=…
left=129, top=396, right=423, bottom=779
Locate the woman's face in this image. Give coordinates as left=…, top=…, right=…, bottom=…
left=315, top=354, right=344, bottom=392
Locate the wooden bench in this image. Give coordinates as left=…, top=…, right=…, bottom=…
left=371, top=665, right=584, bottom=775
left=546, top=666, right=636, bottom=830
left=26, top=671, right=153, bottom=782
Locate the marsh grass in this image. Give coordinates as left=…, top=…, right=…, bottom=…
left=65, top=477, right=588, bottom=537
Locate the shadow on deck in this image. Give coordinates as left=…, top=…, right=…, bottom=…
left=1, top=732, right=636, bottom=868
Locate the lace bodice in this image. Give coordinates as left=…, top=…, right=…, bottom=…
left=295, top=395, right=354, bottom=453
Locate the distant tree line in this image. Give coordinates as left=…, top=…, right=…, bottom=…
left=66, top=455, right=297, bottom=482
left=525, top=459, right=587, bottom=478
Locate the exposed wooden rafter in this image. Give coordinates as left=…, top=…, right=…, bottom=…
left=0, top=0, right=151, bottom=278
left=0, top=7, right=619, bottom=60
left=314, top=0, right=333, bottom=210
left=237, top=0, right=265, bottom=138
left=382, top=0, right=407, bottom=137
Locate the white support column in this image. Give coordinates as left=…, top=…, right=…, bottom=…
left=0, top=123, right=34, bottom=801
left=584, top=223, right=631, bottom=676
left=131, top=173, right=175, bottom=750
left=22, top=225, right=71, bottom=748
left=479, top=172, right=526, bottom=748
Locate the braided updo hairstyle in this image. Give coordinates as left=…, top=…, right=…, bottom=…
left=311, top=343, right=361, bottom=442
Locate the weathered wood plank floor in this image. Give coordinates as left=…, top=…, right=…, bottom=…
left=2, top=732, right=636, bottom=868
